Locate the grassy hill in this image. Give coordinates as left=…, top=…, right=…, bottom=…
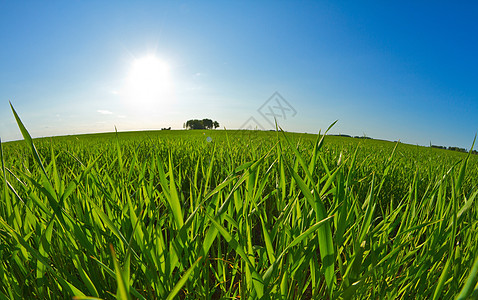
left=1, top=125, right=478, bottom=299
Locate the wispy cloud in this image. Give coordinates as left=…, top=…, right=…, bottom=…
left=97, top=110, right=113, bottom=115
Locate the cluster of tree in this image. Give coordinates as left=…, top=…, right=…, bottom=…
left=161, top=127, right=171, bottom=130
left=184, top=119, right=219, bottom=130
left=330, top=134, right=352, bottom=138
left=329, top=134, right=374, bottom=139
left=448, top=146, right=467, bottom=153
left=431, top=144, right=478, bottom=154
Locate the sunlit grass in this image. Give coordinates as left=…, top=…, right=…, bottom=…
left=1, top=105, right=478, bottom=299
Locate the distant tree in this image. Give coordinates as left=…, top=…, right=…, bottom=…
left=186, top=119, right=202, bottom=129
left=332, top=134, right=351, bottom=138
left=202, top=118, right=213, bottom=129
left=448, top=146, right=467, bottom=153
left=185, top=118, right=219, bottom=130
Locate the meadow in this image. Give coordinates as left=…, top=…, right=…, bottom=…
left=1, top=110, right=478, bottom=299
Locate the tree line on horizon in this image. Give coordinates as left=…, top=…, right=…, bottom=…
left=431, top=144, right=478, bottom=154
left=332, top=134, right=477, bottom=154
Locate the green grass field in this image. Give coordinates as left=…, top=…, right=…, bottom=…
left=1, top=110, right=478, bottom=299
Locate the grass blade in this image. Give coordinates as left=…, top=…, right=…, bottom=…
left=166, top=257, right=203, bottom=300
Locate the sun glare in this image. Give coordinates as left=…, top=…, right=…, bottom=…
left=126, top=55, right=173, bottom=108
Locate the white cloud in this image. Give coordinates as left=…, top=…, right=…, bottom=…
left=97, top=110, right=113, bottom=115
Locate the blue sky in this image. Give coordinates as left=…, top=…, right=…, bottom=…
left=1, top=1, right=477, bottom=148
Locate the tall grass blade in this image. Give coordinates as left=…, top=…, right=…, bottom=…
left=166, top=257, right=203, bottom=300
left=110, top=244, right=130, bottom=300
left=456, top=254, right=478, bottom=300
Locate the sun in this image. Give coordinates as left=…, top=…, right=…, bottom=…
left=126, top=55, right=173, bottom=107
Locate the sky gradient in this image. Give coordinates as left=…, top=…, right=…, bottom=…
left=1, top=1, right=477, bottom=148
